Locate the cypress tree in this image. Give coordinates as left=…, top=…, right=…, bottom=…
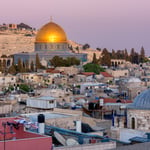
left=17, top=58, right=24, bottom=72
left=36, top=53, right=42, bottom=69
left=30, top=61, right=34, bottom=72
left=101, top=48, right=111, bottom=67
left=140, top=46, right=145, bottom=63
left=8, top=64, right=16, bottom=74
left=92, top=53, right=97, bottom=64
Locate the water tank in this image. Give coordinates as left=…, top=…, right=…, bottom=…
left=88, top=103, right=95, bottom=110
left=38, top=114, right=45, bottom=123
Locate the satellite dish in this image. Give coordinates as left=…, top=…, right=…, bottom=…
left=54, top=131, right=66, bottom=146
left=66, top=138, right=79, bottom=146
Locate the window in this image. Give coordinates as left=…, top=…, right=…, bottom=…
left=131, top=117, right=135, bottom=129
left=45, top=44, right=47, bottom=49
left=49, top=100, right=54, bottom=104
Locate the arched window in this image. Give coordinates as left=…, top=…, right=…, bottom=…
left=131, top=117, right=135, bottom=129
left=45, top=44, right=47, bottom=49
left=7, top=59, right=11, bottom=67
left=112, top=61, right=114, bottom=66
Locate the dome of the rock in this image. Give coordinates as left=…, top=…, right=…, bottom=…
left=35, top=21, right=67, bottom=43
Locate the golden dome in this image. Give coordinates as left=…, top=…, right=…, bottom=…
left=35, top=21, right=67, bottom=43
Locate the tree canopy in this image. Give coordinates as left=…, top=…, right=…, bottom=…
left=82, top=43, right=90, bottom=50
left=83, top=63, right=105, bottom=74
left=50, top=56, right=80, bottom=67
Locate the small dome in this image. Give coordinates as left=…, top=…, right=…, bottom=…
left=128, top=77, right=141, bottom=83
left=128, top=89, right=150, bottom=109
left=35, top=21, right=67, bottom=43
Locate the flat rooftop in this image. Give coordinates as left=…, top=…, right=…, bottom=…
left=21, top=112, right=75, bottom=122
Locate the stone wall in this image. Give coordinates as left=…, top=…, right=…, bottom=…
left=0, top=32, right=34, bottom=56
left=128, top=109, right=150, bottom=131
left=54, top=141, right=116, bottom=150
left=0, top=104, right=12, bottom=114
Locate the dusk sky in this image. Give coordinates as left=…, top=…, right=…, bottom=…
left=1, top=0, right=150, bottom=55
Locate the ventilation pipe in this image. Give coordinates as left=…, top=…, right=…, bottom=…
left=38, top=114, right=45, bottom=134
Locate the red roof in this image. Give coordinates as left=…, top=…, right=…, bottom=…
left=81, top=72, right=95, bottom=76
left=100, top=72, right=113, bottom=77
left=104, top=98, right=132, bottom=104
left=46, top=68, right=55, bottom=73
left=0, top=117, right=52, bottom=150
left=47, top=69, right=60, bottom=73
left=51, top=70, right=60, bottom=73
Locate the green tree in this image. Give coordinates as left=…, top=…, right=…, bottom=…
left=17, top=58, right=24, bottom=72
left=140, top=46, right=145, bottom=63
left=92, top=53, right=97, bottom=64
left=96, top=48, right=101, bottom=51
left=50, top=56, right=63, bottom=67
left=25, top=60, right=30, bottom=72
left=101, top=48, right=111, bottom=67
left=75, top=46, right=79, bottom=53
left=111, top=49, right=116, bottom=59
left=82, top=43, right=90, bottom=50
left=130, top=48, right=135, bottom=63
left=36, top=53, right=44, bottom=69
left=19, top=84, right=31, bottom=93
left=83, top=63, right=105, bottom=74
left=124, top=49, right=129, bottom=61
left=69, top=45, right=73, bottom=51
left=0, top=61, right=2, bottom=72
left=30, top=61, right=34, bottom=72
left=1, top=60, right=7, bottom=73
left=8, top=64, right=16, bottom=74
left=70, top=57, right=80, bottom=66
left=50, top=56, right=80, bottom=67
left=1, top=55, right=7, bottom=58
left=134, top=52, right=140, bottom=64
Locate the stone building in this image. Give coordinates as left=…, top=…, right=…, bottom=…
left=14, top=20, right=87, bottom=66
left=118, top=77, right=147, bottom=100
left=127, top=89, right=150, bottom=131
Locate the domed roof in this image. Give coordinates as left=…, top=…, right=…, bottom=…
left=128, top=77, right=141, bottom=83
left=127, top=89, right=150, bottom=109
left=35, top=21, right=67, bottom=43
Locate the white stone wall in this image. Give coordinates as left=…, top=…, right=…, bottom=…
left=0, top=75, right=16, bottom=86
left=54, top=141, right=116, bottom=150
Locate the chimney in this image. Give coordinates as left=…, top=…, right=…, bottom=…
left=38, top=114, right=45, bottom=134
left=76, top=120, right=81, bottom=132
